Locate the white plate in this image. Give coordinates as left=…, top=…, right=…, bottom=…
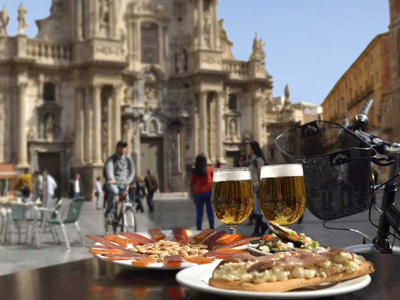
left=248, top=245, right=273, bottom=256
left=93, top=230, right=219, bottom=270
left=176, top=263, right=371, bottom=299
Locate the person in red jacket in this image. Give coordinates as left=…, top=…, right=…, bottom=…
left=189, top=154, right=215, bottom=230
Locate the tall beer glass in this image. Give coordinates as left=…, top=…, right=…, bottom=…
left=259, top=164, right=306, bottom=226
left=211, top=168, right=254, bottom=234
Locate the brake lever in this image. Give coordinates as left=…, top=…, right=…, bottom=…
left=372, top=156, right=394, bottom=167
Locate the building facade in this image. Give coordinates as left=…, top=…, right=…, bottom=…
left=0, top=0, right=318, bottom=199
left=389, top=0, right=400, bottom=144
left=322, top=33, right=391, bottom=139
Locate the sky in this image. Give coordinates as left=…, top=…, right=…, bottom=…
left=2, top=0, right=390, bottom=105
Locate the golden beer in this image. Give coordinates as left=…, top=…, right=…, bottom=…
left=259, top=164, right=306, bottom=226
left=212, top=180, right=254, bottom=225
left=212, top=168, right=254, bottom=234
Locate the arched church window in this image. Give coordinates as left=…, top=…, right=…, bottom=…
left=228, top=94, right=237, bottom=110
left=141, top=22, right=159, bottom=64
left=43, top=82, right=56, bottom=102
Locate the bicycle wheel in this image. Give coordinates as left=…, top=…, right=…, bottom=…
left=123, top=206, right=137, bottom=233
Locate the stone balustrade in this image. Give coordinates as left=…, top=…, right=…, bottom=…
left=222, top=59, right=249, bottom=79
left=265, top=111, right=281, bottom=123
left=26, top=39, right=72, bottom=63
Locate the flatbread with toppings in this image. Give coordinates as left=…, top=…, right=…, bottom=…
left=209, top=249, right=374, bottom=292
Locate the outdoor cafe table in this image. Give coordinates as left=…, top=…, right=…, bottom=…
left=0, top=253, right=398, bottom=300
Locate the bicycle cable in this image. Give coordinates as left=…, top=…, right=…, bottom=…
left=323, top=173, right=400, bottom=243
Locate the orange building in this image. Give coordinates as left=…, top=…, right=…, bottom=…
left=321, top=32, right=391, bottom=140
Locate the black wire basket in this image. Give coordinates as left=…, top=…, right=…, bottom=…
left=276, top=120, right=374, bottom=221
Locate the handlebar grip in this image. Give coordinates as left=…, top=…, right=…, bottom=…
left=360, top=99, right=374, bottom=117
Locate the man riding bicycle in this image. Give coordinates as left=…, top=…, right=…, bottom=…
left=104, top=141, right=135, bottom=226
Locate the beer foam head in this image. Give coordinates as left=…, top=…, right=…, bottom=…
left=213, top=168, right=252, bottom=182
left=260, top=164, right=303, bottom=178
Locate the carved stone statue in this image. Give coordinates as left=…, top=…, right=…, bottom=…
left=284, top=84, right=291, bottom=108
left=0, top=6, right=10, bottom=36
left=99, top=0, right=110, bottom=37
left=45, top=114, right=55, bottom=142
left=249, top=33, right=265, bottom=61
left=203, top=12, right=211, bottom=48
left=17, top=3, right=28, bottom=35
left=219, top=19, right=235, bottom=59
left=27, top=127, right=36, bottom=141
left=230, top=119, right=237, bottom=141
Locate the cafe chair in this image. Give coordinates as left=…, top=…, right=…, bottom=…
left=46, top=198, right=85, bottom=249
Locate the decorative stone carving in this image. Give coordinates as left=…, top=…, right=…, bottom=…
left=203, top=12, right=211, bottom=48
left=156, top=3, right=166, bottom=17
left=249, top=33, right=265, bottom=61
left=45, top=113, right=55, bottom=142
left=27, top=127, right=36, bottom=141
left=0, top=6, right=10, bottom=36
left=283, top=84, right=291, bottom=108
left=175, top=48, right=188, bottom=74
left=219, top=19, right=235, bottom=59
left=230, top=119, right=237, bottom=141
left=17, top=3, right=28, bottom=35
left=99, top=0, right=111, bottom=37
left=96, top=45, right=120, bottom=55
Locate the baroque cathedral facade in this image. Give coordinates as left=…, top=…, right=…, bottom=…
left=0, top=0, right=306, bottom=199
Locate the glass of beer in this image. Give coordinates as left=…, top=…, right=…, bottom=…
left=259, top=164, right=306, bottom=226
left=211, top=168, right=254, bottom=234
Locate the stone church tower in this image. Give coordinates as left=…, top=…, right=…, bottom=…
left=0, top=0, right=279, bottom=199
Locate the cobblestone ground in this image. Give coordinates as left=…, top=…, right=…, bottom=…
left=0, top=191, right=394, bottom=276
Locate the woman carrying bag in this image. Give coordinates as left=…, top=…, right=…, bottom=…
left=189, top=154, right=215, bottom=231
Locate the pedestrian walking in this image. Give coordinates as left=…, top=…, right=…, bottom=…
left=189, top=154, right=214, bottom=231
left=144, top=170, right=158, bottom=212
left=135, top=176, right=146, bottom=213
left=46, top=172, right=58, bottom=208
left=69, top=173, right=83, bottom=199
left=95, top=177, right=102, bottom=210
left=247, top=141, right=269, bottom=236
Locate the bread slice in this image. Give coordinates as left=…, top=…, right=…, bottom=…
left=209, top=261, right=374, bottom=293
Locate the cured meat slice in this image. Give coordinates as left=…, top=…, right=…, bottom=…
left=203, top=251, right=235, bottom=259
left=164, top=255, right=183, bottom=267
left=86, top=235, right=131, bottom=253
left=102, top=254, right=147, bottom=261
left=105, top=234, right=138, bottom=247
left=185, top=257, right=215, bottom=265
left=148, top=228, right=166, bottom=241
left=216, top=234, right=243, bottom=245
left=192, top=229, right=215, bottom=243
left=202, top=231, right=227, bottom=250
left=213, top=237, right=260, bottom=250
left=215, top=248, right=248, bottom=253
left=172, top=228, right=190, bottom=244
left=132, top=258, right=157, bottom=267
left=121, top=233, right=154, bottom=245
left=89, top=248, right=123, bottom=255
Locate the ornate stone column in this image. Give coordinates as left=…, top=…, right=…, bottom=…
left=213, top=0, right=219, bottom=50
left=216, top=91, right=225, bottom=163
left=92, top=84, right=103, bottom=166
left=253, top=97, right=262, bottom=143
left=73, top=88, right=84, bottom=166
left=84, top=87, right=92, bottom=164
left=113, top=84, right=122, bottom=147
left=17, top=82, right=29, bottom=169
left=199, top=91, right=208, bottom=155
left=197, top=0, right=203, bottom=49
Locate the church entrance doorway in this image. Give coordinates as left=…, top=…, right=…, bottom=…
left=140, top=137, right=164, bottom=192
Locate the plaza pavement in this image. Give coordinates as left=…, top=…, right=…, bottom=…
left=0, top=191, right=390, bottom=276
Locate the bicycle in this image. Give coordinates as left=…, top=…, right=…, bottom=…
left=276, top=99, right=400, bottom=254
left=104, top=184, right=137, bottom=235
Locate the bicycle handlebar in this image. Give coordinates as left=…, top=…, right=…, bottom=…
left=348, top=99, right=374, bottom=131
